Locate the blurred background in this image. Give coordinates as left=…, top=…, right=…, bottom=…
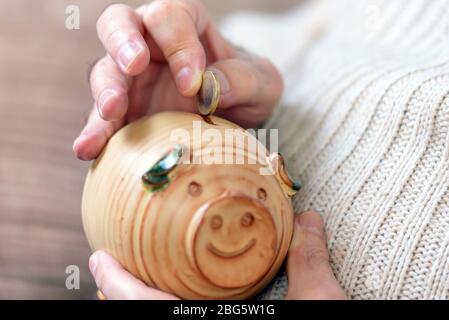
left=0, top=0, right=299, bottom=299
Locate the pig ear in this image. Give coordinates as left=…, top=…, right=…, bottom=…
left=267, top=153, right=301, bottom=198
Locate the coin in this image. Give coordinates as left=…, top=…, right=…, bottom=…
left=197, top=70, right=220, bottom=116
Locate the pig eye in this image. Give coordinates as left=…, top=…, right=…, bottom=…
left=257, top=188, right=267, bottom=201
left=210, top=215, right=223, bottom=229
left=241, top=212, right=254, bottom=227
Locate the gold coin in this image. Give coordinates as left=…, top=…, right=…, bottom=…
left=197, top=70, right=220, bottom=116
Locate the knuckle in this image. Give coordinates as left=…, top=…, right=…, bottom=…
left=97, top=4, right=123, bottom=29
left=146, top=0, right=175, bottom=22
left=178, top=0, right=201, bottom=21
left=242, top=55, right=283, bottom=104
left=145, top=0, right=196, bottom=26
left=165, top=39, right=200, bottom=61
left=290, top=243, right=329, bottom=269
left=305, top=246, right=329, bottom=268
left=265, top=59, right=282, bottom=83
left=106, top=29, right=141, bottom=53
left=255, top=56, right=273, bottom=68
left=97, top=4, right=137, bottom=43
left=258, top=57, right=283, bottom=95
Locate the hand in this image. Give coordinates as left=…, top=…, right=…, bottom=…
left=285, top=211, right=347, bottom=299
left=89, top=211, right=347, bottom=300
left=73, top=0, right=283, bottom=161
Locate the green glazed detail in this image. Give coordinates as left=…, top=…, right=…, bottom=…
left=142, top=144, right=185, bottom=188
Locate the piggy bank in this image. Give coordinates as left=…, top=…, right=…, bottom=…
left=82, top=111, right=299, bottom=299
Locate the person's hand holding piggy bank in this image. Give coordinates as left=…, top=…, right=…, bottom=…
left=74, top=0, right=346, bottom=300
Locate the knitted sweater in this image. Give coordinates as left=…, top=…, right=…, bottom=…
left=222, top=0, right=449, bottom=299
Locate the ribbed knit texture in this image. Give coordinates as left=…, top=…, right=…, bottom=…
left=222, top=0, right=449, bottom=299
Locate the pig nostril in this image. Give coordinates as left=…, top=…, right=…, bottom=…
left=241, top=212, right=254, bottom=227
left=210, top=215, right=223, bottom=229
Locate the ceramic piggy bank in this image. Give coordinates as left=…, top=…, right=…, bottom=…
left=82, top=111, right=299, bottom=299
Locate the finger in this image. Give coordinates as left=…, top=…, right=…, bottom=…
left=141, top=0, right=209, bottom=96
left=211, top=57, right=283, bottom=108
left=72, top=108, right=124, bottom=161
left=208, top=56, right=283, bottom=127
left=89, top=250, right=178, bottom=300
left=89, top=55, right=130, bottom=121
left=286, top=211, right=347, bottom=300
left=97, top=4, right=150, bottom=75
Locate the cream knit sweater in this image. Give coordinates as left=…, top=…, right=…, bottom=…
left=222, top=0, right=449, bottom=299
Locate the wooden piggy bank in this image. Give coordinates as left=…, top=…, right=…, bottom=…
left=82, top=111, right=299, bottom=299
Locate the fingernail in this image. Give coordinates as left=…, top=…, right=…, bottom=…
left=89, top=253, right=98, bottom=276
left=98, top=90, right=116, bottom=117
left=176, top=67, right=202, bottom=96
left=209, top=68, right=230, bottom=95
left=118, top=41, right=143, bottom=71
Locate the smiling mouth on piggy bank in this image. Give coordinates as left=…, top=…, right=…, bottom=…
left=207, top=238, right=257, bottom=258
left=193, top=196, right=277, bottom=289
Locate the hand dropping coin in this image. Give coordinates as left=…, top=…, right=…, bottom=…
left=197, top=70, right=220, bottom=116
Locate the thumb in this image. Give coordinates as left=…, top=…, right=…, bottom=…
left=89, top=250, right=178, bottom=300
left=286, top=211, right=347, bottom=300
left=207, top=55, right=283, bottom=128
